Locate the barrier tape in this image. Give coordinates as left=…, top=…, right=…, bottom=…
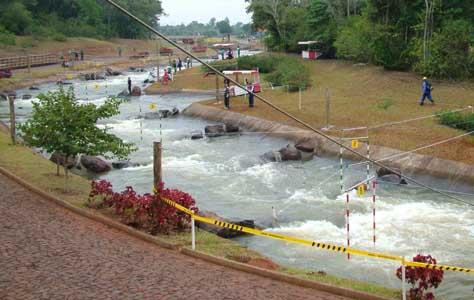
left=161, top=197, right=474, bottom=274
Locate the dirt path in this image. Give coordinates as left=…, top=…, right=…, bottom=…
left=0, top=173, right=354, bottom=300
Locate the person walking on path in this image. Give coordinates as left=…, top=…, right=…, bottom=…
left=128, top=77, right=132, bottom=95
left=237, top=45, right=241, bottom=58
left=224, top=84, right=231, bottom=109
left=178, top=58, right=182, bottom=72
left=246, top=79, right=254, bottom=108
left=420, top=77, right=435, bottom=106
left=186, top=57, right=191, bottom=69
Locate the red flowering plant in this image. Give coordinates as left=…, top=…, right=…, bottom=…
left=396, top=254, right=444, bottom=300
left=88, top=180, right=199, bottom=234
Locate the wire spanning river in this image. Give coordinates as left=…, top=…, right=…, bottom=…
left=3, top=66, right=474, bottom=300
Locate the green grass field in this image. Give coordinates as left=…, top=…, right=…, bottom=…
left=150, top=55, right=474, bottom=164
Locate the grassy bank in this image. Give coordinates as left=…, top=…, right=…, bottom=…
left=0, top=126, right=398, bottom=299
left=148, top=55, right=474, bottom=164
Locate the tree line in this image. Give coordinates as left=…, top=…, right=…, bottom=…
left=159, top=18, right=253, bottom=38
left=0, top=0, right=162, bottom=41
left=247, top=0, right=474, bottom=79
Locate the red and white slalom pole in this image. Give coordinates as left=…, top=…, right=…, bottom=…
left=346, top=193, right=350, bottom=259
left=372, top=179, right=377, bottom=247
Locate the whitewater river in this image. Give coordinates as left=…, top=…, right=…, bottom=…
left=3, top=67, right=474, bottom=299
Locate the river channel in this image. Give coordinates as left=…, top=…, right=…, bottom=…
left=2, top=66, right=474, bottom=299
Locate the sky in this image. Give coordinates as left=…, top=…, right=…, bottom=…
left=159, top=0, right=252, bottom=25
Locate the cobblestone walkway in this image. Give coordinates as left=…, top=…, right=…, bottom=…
left=0, top=173, right=354, bottom=300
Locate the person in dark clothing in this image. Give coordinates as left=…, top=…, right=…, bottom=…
left=420, top=77, right=434, bottom=106
left=172, top=60, right=177, bottom=74
left=80, top=49, right=84, bottom=61
left=246, top=79, right=254, bottom=108
left=128, top=77, right=132, bottom=95
left=178, top=57, right=182, bottom=71
left=224, top=84, right=231, bottom=109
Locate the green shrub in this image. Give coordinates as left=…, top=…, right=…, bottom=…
left=0, top=2, right=33, bottom=35
left=437, top=110, right=474, bottom=132
left=237, top=54, right=278, bottom=73
left=0, top=26, right=16, bottom=46
left=376, top=99, right=395, bottom=111
left=53, top=33, right=67, bottom=42
left=335, top=16, right=374, bottom=63
left=201, top=59, right=238, bottom=73
left=266, top=58, right=311, bottom=92
left=20, top=37, right=38, bottom=49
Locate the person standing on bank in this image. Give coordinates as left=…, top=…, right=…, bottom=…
left=224, top=84, right=231, bottom=109
left=128, top=77, right=132, bottom=95
left=178, top=57, right=182, bottom=72
left=237, top=45, right=241, bottom=58
left=420, top=77, right=435, bottom=106
left=172, top=59, right=177, bottom=74
left=246, top=79, right=254, bottom=108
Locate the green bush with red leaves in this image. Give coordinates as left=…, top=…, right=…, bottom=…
left=88, top=180, right=198, bottom=234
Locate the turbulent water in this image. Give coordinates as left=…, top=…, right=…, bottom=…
left=3, top=66, right=474, bottom=299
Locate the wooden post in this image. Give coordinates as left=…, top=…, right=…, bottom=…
left=299, top=87, right=302, bottom=110
left=215, top=74, right=219, bottom=103
left=8, top=95, right=16, bottom=145
left=153, top=141, right=162, bottom=190
left=27, top=55, right=31, bottom=74
left=325, top=88, right=331, bottom=129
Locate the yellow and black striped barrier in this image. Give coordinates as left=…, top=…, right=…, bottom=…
left=161, top=197, right=474, bottom=274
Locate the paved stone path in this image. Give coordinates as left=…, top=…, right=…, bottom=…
left=0, top=173, right=354, bottom=300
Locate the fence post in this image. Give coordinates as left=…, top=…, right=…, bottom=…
left=215, top=74, right=219, bottom=103
left=299, top=87, right=302, bottom=110
left=191, top=217, right=196, bottom=251
left=27, top=55, right=31, bottom=74
left=325, top=88, right=331, bottom=129
left=8, top=95, right=16, bottom=145
left=402, top=257, right=407, bottom=300
left=153, top=141, right=162, bottom=191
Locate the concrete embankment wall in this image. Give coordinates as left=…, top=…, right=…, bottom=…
left=183, top=102, right=474, bottom=192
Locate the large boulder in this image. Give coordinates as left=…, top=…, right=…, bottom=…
left=131, top=86, right=142, bottom=96
left=205, top=124, right=226, bottom=138
left=295, top=139, right=315, bottom=153
left=196, top=210, right=257, bottom=239
left=29, top=86, right=40, bottom=91
left=279, top=144, right=302, bottom=161
left=224, top=123, right=239, bottom=133
left=190, top=130, right=204, bottom=140
left=50, top=152, right=77, bottom=169
left=112, top=160, right=140, bottom=170
left=80, top=155, right=111, bottom=173
left=170, top=107, right=179, bottom=116
left=105, top=67, right=122, bottom=76
left=376, top=167, right=401, bottom=178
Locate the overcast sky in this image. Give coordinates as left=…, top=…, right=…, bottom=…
left=159, top=0, right=252, bottom=25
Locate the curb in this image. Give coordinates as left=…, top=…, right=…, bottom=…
left=0, top=165, right=394, bottom=300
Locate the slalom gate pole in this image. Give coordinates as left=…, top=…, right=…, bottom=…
left=372, top=179, right=377, bottom=247
left=366, top=128, right=370, bottom=186
left=191, top=217, right=196, bottom=251
left=402, top=257, right=407, bottom=300
left=346, top=193, right=351, bottom=260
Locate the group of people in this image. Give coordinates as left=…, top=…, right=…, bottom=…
left=223, top=78, right=254, bottom=110
left=220, top=46, right=241, bottom=60
left=61, top=49, right=84, bottom=68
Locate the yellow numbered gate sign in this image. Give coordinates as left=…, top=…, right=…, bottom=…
left=357, top=184, right=366, bottom=196
left=149, top=103, right=157, bottom=110
left=351, top=139, right=359, bottom=149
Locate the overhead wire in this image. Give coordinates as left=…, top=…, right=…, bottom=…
left=103, top=0, right=473, bottom=207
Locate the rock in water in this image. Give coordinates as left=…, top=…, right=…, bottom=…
left=22, top=94, right=32, bottom=100
left=224, top=123, right=239, bottom=133
left=295, top=139, right=315, bottom=153
left=50, top=152, right=77, bottom=169
left=117, top=89, right=130, bottom=98
left=131, top=86, right=142, bottom=96
left=170, top=107, right=179, bottom=116
left=205, top=124, right=226, bottom=137
left=279, top=144, right=302, bottom=161
left=80, top=156, right=111, bottom=173
left=190, top=130, right=204, bottom=140
left=29, top=86, right=40, bottom=90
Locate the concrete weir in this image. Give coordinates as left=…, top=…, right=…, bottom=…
left=183, top=102, right=474, bottom=193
